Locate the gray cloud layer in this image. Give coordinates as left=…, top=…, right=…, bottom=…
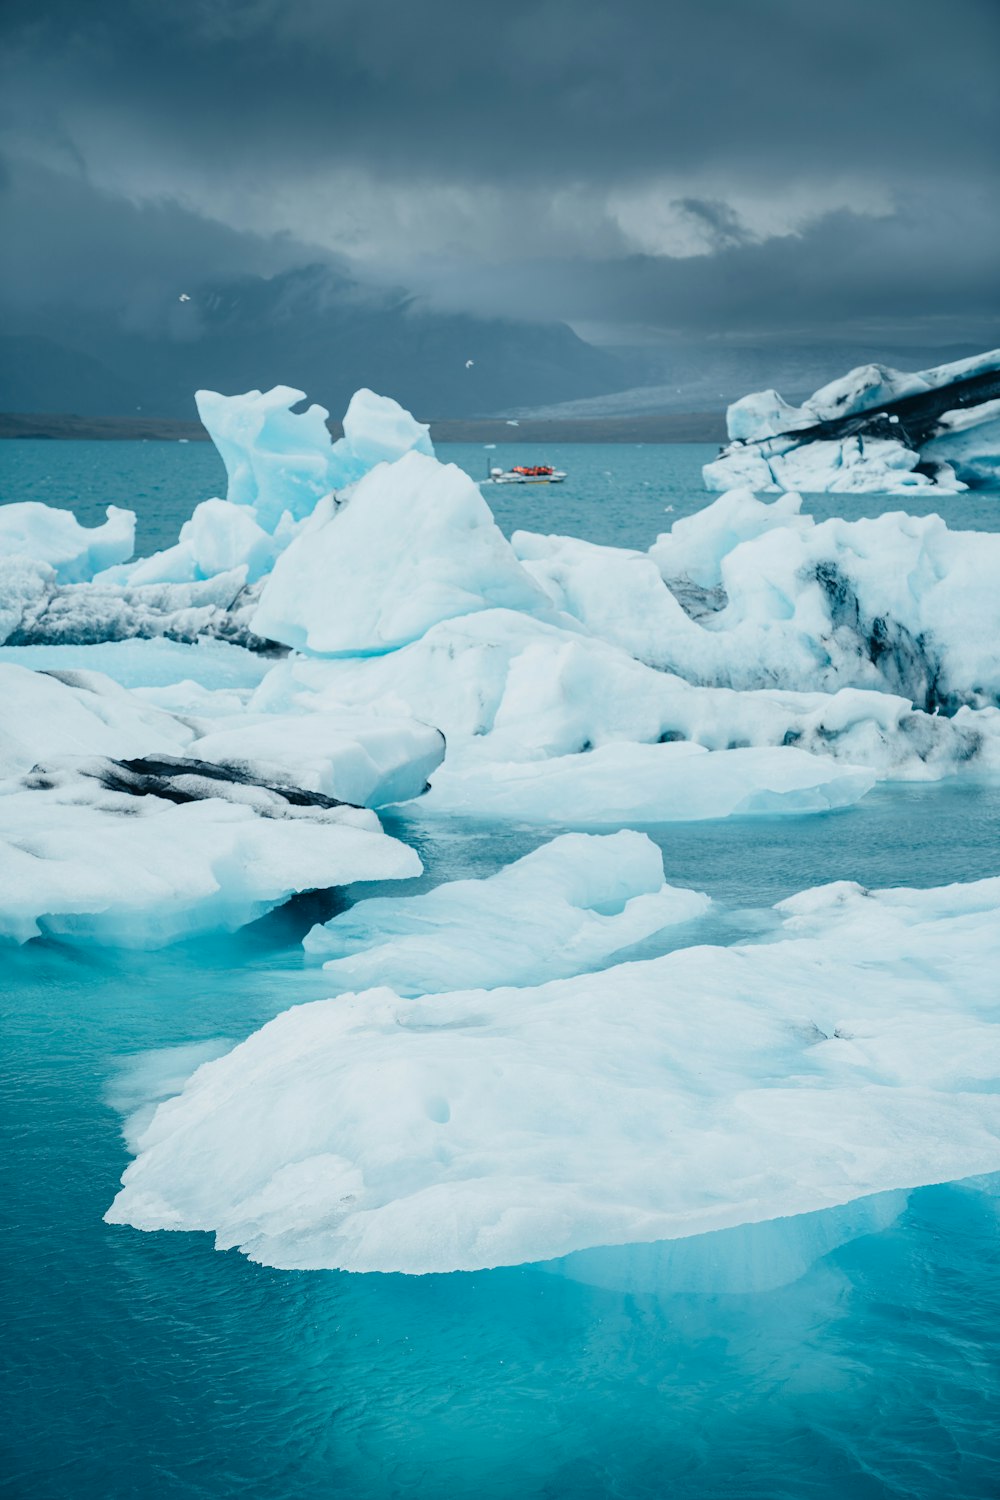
left=2, top=0, right=998, bottom=343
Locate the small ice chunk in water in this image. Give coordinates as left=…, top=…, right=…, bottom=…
left=0, top=503, right=135, bottom=582
left=304, top=831, right=710, bottom=993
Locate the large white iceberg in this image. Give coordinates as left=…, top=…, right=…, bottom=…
left=304, top=832, right=710, bottom=992
left=252, top=452, right=549, bottom=655
left=102, top=385, right=435, bottom=591
left=0, top=755, right=421, bottom=945
left=106, top=875, right=1000, bottom=1273
left=705, top=348, right=1000, bottom=493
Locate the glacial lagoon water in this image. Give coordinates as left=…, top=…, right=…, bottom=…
left=2, top=439, right=1000, bottom=1498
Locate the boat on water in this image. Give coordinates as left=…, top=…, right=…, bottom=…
left=482, top=463, right=567, bottom=485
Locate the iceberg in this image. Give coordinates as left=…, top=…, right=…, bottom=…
left=304, top=832, right=710, bottom=992
left=252, top=452, right=549, bottom=655
left=110, top=499, right=281, bottom=588
left=106, top=875, right=1000, bottom=1274
left=198, top=384, right=433, bottom=531
left=1, top=384, right=437, bottom=639
left=0, top=556, right=267, bottom=650
left=6, top=378, right=1000, bottom=849
left=0, top=755, right=421, bottom=946
left=705, top=348, right=1000, bottom=493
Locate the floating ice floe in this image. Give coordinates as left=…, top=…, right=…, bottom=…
left=0, top=755, right=420, bottom=945
left=304, top=832, right=710, bottom=992
left=106, top=875, right=1000, bottom=1274
left=1, top=654, right=446, bottom=807
left=420, top=740, right=875, bottom=824
left=0, top=556, right=264, bottom=649
left=705, top=348, right=1000, bottom=493
left=0, top=502, right=135, bottom=582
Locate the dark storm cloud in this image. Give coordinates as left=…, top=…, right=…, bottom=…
left=1, top=0, right=998, bottom=341
left=429, top=197, right=1000, bottom=340
left=4, top=0, right=998, bottom=185
left=0, top=156, right=316, bottom=317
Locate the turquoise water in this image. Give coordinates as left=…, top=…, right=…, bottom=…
left=3, top=441, right=1000, bottom=1497
left=2, top=437, right=998, bottom=554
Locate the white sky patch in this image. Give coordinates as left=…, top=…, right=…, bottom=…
left=608, top=179, right=895, bottom=258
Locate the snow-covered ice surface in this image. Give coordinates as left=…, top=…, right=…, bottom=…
left=256, top=603, right=1000, bottom=792
left=188, top=710, right=445, bottom=808
left=523, top=493, right=1000, bottom=710
left=706, top=348, right=1000, bottom=494
left=106, top=875, right=1000, bottom=1273
left=304, top=831, right=710, bottom=993
left=0, top=662, right=195, bottom=777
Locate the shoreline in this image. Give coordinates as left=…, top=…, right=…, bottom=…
left=0, top=409, right=727, bottom=445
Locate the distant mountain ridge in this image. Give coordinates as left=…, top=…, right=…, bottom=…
left=0, top=264, right=624, bottom=421
left=519, top=341, right=989, bottom=420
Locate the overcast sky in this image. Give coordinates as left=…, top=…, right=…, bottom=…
left=2, top=0, right=998, bottom=346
